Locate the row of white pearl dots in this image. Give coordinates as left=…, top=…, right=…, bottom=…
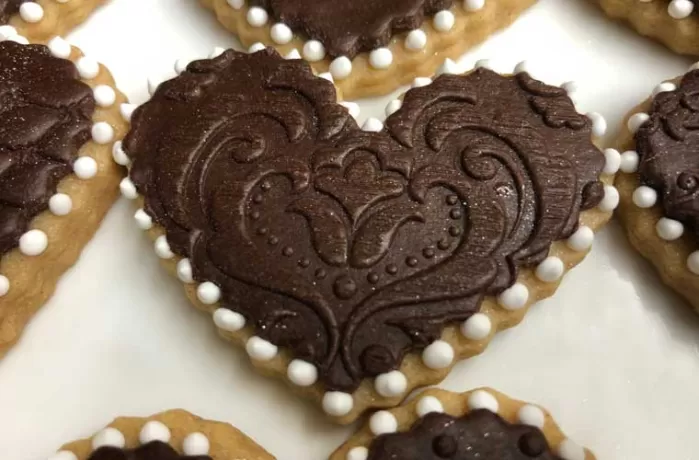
left=640, top=0, right=695, bottom=19
left=225, top=0, right=486, bottom=81
left=0, top=34, right=117, bottom=298
left=48, top=420, right=211, bottom=460
left=345, top=390, right=587, bottom=460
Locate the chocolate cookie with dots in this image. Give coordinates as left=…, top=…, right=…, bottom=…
left=615, top=63, right=699, bottom=312
left=593, top=0, right=699, bottom=55
left=48, top=409, right=273, bottom=460
left=332, top=388, right=595, bottom=460
left=0, top=33, right=129, bottom=357
left=199, top=0, right=537, bottom=99
left=119, top=47, right=616, bottom=423
left=0, top=0, right=106, bottom=44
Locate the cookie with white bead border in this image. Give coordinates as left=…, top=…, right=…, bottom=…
left=199, top=0, right=537, bottom=99
left=615, top=63, right=699, bottom=312
left=593, top=0, right=699, bottom=55
left=0, top=0, right=106, bottom=44
left=331, top=388, right=595, bottom=460
left=48, top=409, right=274, bottom=460
left=120, top=47, right=615, bottom=424
left=0, top=32, right=128, bottom=357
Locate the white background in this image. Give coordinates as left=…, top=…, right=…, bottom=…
left=1, top=0, right=699, bottom=459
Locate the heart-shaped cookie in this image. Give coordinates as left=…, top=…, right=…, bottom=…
left=121, top=48, right=615, bottom=422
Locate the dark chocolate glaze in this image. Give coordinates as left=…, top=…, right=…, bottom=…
left=367, top=410, right=564, bottom=460
left=0, top=41, right=95, bottom=255
left=125, top=48, right=604, bottom=392
left=88, top=441, right=212, bottom=460
left=636, top=70, right=699, bottom=243
left=249, top=0, right=452, bottom=58
left=0, top=0, right=29, bottom=23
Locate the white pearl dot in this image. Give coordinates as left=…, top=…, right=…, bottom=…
left=632, top=185, right=658, bottom=208
left=375, top=370, right=407, bottom=397
left=139, top=421, right=171, bottom=444
left=19, top=230, right=48, bottom=256
left=567, top=226, right=594, bottom=252
left=602, top=148, right=621, bottom=175
left=93, top=85, right=116, bottom=107
left=0, top=275, right=9, bottom=297
left=535, top=256, right=565, bottom=282
left=405, top=29, right=427, bottom=50
left=329, top=56, right=352, bottom=80
left=175, top=58, right=191, bottom=74
left=226, top=0, right=244, bottom=9
left=73, top=156, right=98, bottom=179
left=687, top=251, right=699, bottom=275
left=652, top=82, right=677, bottom=97
left=303, top=40, right=326, bottom=61
left=518, top=405, right=545, bottom=428
left=416, top=396, right=444, bottom=416
left=0, top=25, right=18, bottom=40
left=287, top=359, right=318, bottom=386
left=460, top=313, right=492, bottom=340
left=628, top=113, right=649, bottom=133
left=514, top=61, right=532, bottom=75
left=669, top=0, right=694, bottom=19
left=346, top=446, right=368, bottom=460
left=91, top=428, right=125, bottom=450
left=385, top=100, right=402, bottom=117
left=120, top=177, right=138, bottom=200
left=49, top=193, right=72, bottom=216
left=47, top=36, right=71, bottom=58
left=213, top=308, right=246, bottom=332
left=19, top=2, right=44, bottom=23
left=598, top=185, right=619, bottom=212
left=339, top=102, right=360, bottom=119
left=411, top=77, right=432, bottom=88
left=92, top=122, right=114, bottom=144
left=318, top=72, right=333, bottom=83
left=7, top=34, right=28, bottom=44
left=587, top=112, right=607, bottom=137
left=154, top=235, right=174, bottom=259
left=620, top=150, right=640, bottom=173
left=246, top=336, right=278, bottom=361
left=112, top=141, right=130, bottom=166
left=209, top=47, right=226, bottom=59
left=557, top=439, right=586, bottom=460
left=464, top=0, right=485, bottom=11
left=497, top=282, right=529, bottom=310
left=656, top=218, right=684, bottom=241
left=182, top=432, right=210, bottom=455
left=362, top=118, right=384, bottom=132
left=467, top=389, right=499, bottom=412
left=197, top=282, right=221, bottom=304
left=436, top=58, right=460, bottom=76
left=48, top=451, right=78, bottom=460
left=433, top=10, right=455, bottom=31
left=322, top=392, right=354, bottom=417
left=285, top=48, right=301, bottom=59
left=270, top=23, right=293, bottom=44
left=76, top=57, right=99, bottom=79
left=176, top=258, right=194, bottom=284
left=120, top=103, right=137, bottom=122
left=421, top=340, right=454, bottom=369
left=134, top=209, right=153, bottom=230
left=369, top=48, right=393, bottom=69
left=475, top=59, right=494, bottom=70
left=369, top=411, right=398, bottom=435
left=247, top=7, right=268, bottom=26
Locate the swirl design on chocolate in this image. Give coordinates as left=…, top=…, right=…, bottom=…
left=0, top=41, right=95, bottom=255
left=88, top=441, right=212, bottom=460
left=636, top=70, right=699, bottom=242
left=125, top=49, right=604, bottom=392
left=249, top=0, right=452, bottom=58
left=366, top=410, right=563, bottom=460
left=0, top=0, right=29, bottom=23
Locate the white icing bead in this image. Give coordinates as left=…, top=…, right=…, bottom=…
left=652, top=82, right=677, bottom=96
left=517, top=404, right=545, bottom=428
left=134, top=209, right=153, bottom=230
left=632, top=185, right=658, bottom=208
left=49, top=193, right=72, bottom=216
left=339, top=102, right=360, bottom=120
left=374, top=370, right=407, bottom=397
left=247, top=7, right=268, bottom=27
left=76, top=57, right=99, bottom=79
left=416, top=395, right=444, bottom=416
left=73, top=156, right=97, bottom=179
left=669, top=0, right=694, bottom=19
left=561, top=81, right=578, bottom=95
left=246, top=336, right=278, bottom=361
left=19, top=230, right=47, bottom=256
left=147, top=75, right=164, bottom=96
left=586, top=112, right=607, bottom=137
left=567, top=225, right=594, bottom=251
left=270, top=23, right=293, bottom=44
left=249, top=42, right=267, bottom=53
left=436, top=58, right=460, bottom=76
left=120, top=177, right=138, bottom=200
left=182, top=432, right=210, bottom=455
left=139, top=421, right=171, bottom=444
left=475, top=59, right=494, bottom=70
left=421, top=340, right=454, bottom=369
left=19, top=2, right=44, bottom=23
left=0, top=25, right=17, bottom=39
left=405, top=29, right=427, bottom=50
left=318, top=73, right=333, bottom=84
left=385, top=100, right=402, bottom=117
left=154, top=235, right=174, bottom=259
left=433, top=10, right=455, bottom=31
left=690, top=61, right=699, bottom=71
left=346, top=446, right=368, bottom=460
left=120, top=103, right=137, bottom=123
left=303, top=40, right=326, bottom=61
left=619, top=150, right=639, bottom=173
left=322, top=391, right=354, bottom=416
left=687, top=251, right=699, bottom=274
left=92, top=122, right=114, bottom=144
left=285, top=48, right=301, bottom=59
left=176, top=258, right=194, bottom=284
left=362, top=118, right=384, bottom=132
left=226, top=0, right=243, bottom=9
left=0, top=275, right=9, bottom=297
left=602, top=148, right=621, bottom=175
left=514, top=60, right=532, bottom=75
left=209, top=47, right=226, bottom=58
left=91, top=428, right=125, bottom=450
left=7, top=34, right=28, bottom=45
left=598, top=185, right=619, bottom=212
left=656, top=218, right=684, bottom=241
left=175, top=58, right=191, bottom=74
left=535, top=256, right=565, bottom=282
left=627, top=113, right=649, bottom=133
left=329, top=56, right=352, bottom=80
left=93, top=85, right=116, bottom=107
left=112, top=141, right=130, bottom=166
left=47, top=37, right=71, bottom=58
left=369, top=411, right=398, bottom=435
left=497, top=282, right=529, bottom=310
left=411, top=77, right=432, bottom=88
left=48, top=451, right=78, bottom=460
left=467, top=389, right=499, bottom=412
left=287, top=359, right=318, bottom=386
left=460, top=313, right=491, bottom=340
left=197, top=282, right=221, bottom=304
left=369, top=48, right=393, bottom=69
left=213, top=308, right=246, bottom=332
left=464, top=0, right=485, bottom=11
left=557, top=439, right=586, bottom=460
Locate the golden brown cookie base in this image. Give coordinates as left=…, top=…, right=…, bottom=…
left=0, top=44, right=127, bottom=358
left=8, top=0, right=106, bottom=43
left=615, top=77, right=699, bottom=313
left=200, top=0, right=537, bottom=99
left=58, top=409, right=274, bottom=460
left=330, top=388, right=596, bottom=460
left=594, top=0, right=699, bottom=55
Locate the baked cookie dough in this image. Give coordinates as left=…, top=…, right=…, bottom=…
left=200, top=0, right=538, bottom=99
left=0, top=32, right=128, bottom=357
left=120, top=47, right=616, bottom=423
left=615, top=63, right=699, bottom=312
left=49, top=409, right=274, bottom=460
left=331, top=388, right=595, bottom=460
left=593, top=0, right=699, bottom=55
left=0, top=0, right=106, bottom=43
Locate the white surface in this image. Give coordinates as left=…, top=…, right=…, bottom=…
left=1, top=0, right=698, bottom=459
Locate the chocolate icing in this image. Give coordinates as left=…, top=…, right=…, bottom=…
left=0, top=41, right=95, bottom=255
left=249, top=0, right=452, bottom=58
left=88, top=441, right=212, bottom=460
left=366, top=410, right=564, bottom=460
left=125, top=48, right=604, bottom=392
left=0, top=0, right=29, bottom=23
left=636, top=69, right=699, bottom=243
